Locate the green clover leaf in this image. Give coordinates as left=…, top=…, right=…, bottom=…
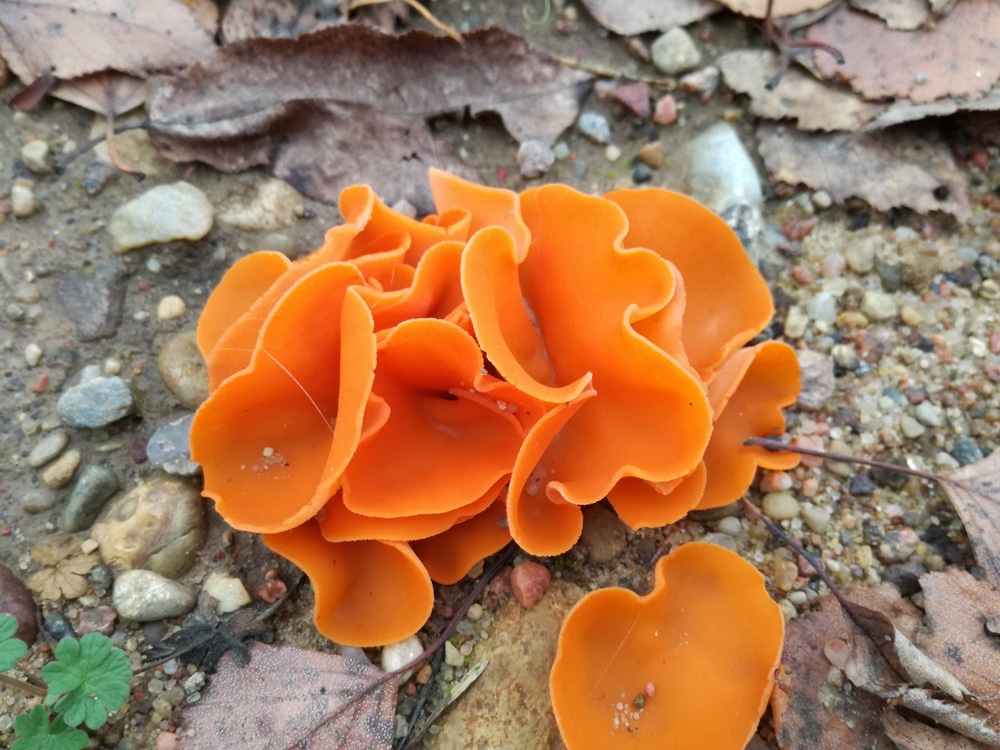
left=0, top=613, right=28, bottom=671
left=41, top=633, right=131, bottom=730
left=11, top=705, right=88, bottom=750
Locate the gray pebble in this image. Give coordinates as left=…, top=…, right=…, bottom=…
left=552, top=142, right=570, bottom=160
left=57, top=376, right=134, bottom=428
left=113, top=569, right=197, bottom=622
left=62, top=465, right=121, bottom=533
left=806, top=292, right=837, bottom=324
left=147, top=414, right=201, bottom=476
left=848, top=475, right=875, bottom=496
left=762, top=491, right=800, bottom=520
left=796, top=350, right=835, bottom=411
left=900, top=414, right=926, bottom=439
left=701, top=532, right=738, bottom=552
left=21, top=140, right=52, bottom=174
left=91, top=476, right=207, bottom=579
left=0, top=565, right=39, bottom=645
left=951, top=437, right=984, bottom=466
left=717, top=516, right=742, bottom=536
left=577, top=112, right=611, bottom=144
left=882, top=387, right=907, bottom=407
left=108, top=182, right=214, bottom=253
left=90, top=564, right=114, bottom=591
left=977, top=254, right=998, bottom=279
left=56, top=259, right=128, bottom=341
left=571, top=159, right=589, bottom=179
left=20, top=488, right=58, bottom=514
left=914, top=400, right=942, bottom=427
left=157, top=331, right=209, bottom=410
left=517, top=140, right=555, bottom=179
left=650, top=27, right=702, bottom=75
left=876, top=261, right=901, bottom=292
left=801, top=504, right=831, bottom=534
left=44, top=610, right=76, bottom=642
left=28, top=430, right=69, bottom=468
left=860, top=290, right=898, bottom=321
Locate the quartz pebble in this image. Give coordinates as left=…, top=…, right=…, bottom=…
left=202, top=572, right=251, bottom=614
left=914, top=401, right=942, bottom=427
left=762, top=491, right=800, bottom=520
left=57, top=376, right=134, bottom=428
left=113, top=569, right=197, bottom=621
left=650, top=27, right=701, bottom=75
left=604, top=144, right=622, bottom=162
left=801, top=504, right=832, bottom=533
left=806, top=292, right=837, bottom=323
left=381, top=634, right=423, bottom=680
left=444, top=640, right=465, bottom=668
left=42, top=449, right=81, bottom=488
left=157, top=295, right=187, bottom=320
left=108, top=182, right=214, bottom=253
left=900, top=414, right=926, bottom=439
left=24, top=343, right=42, bottom=367
left=28, top=430, right=69, bottom=468
left=516, top=140, right=555, bottom=179
left=21, top=140, right=53, bottom=174
left=510, top=561, right=551, bottom=609
left=11, top=183, right=37, bottom=217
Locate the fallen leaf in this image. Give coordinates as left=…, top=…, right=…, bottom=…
left=863, top=87, right=1000, bottom=130
left=716, top=0, right=837, bottom=19
left=718, top=49, right=886, bottom=130
left=578, top=0, right=722, bottom=35
left=0, top=0, right=215, bottom=86
left=178, top=642, right=396, bottom=750
left=49, top=71, right=148, bottom=118
left=939, top=450, right=1000, bottom=593
left=807, top=0, right=1000, bottom=104
left=849, top=0, right=931, bottom=30
left=757, top=123, right=972, bottom=220
left=221, top=0, right=343, bottom=43
left=148, top=26, right=590, bottom=212
left=881, top=709, right=987, bottom=750
left=26, top=534, right=100, bottom=601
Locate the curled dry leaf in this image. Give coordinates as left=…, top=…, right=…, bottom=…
left=716, top=0, right=837, bottom=19
left=577, top=0, right=722, bottom=35
left=26, top=534, right=100, bottom=601
left=807, top=0, right=1000, bottom=104
left=179, top=642, right=396, bottom=750
left=148, top=26, right=590, bottom=212
left=757, top=123, right=972, bottom=220
left=849, top=0, right=931, bottom=31
left=939, top=449, right=1000, bottom=593
left=881, top=709, right=987, bottom=750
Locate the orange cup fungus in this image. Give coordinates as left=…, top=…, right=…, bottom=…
left=550, top=542, right=785, bottom=749
left=191, top=169, right=799, bottom=650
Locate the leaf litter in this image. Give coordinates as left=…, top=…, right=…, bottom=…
left=147, top=25, right=591, bottom=212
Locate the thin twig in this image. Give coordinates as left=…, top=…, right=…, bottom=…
left=55, top=120, right=150, bottom=177
left=744, top=436, right=940, bottom=483
left=0, top=672, right=47, bottom=698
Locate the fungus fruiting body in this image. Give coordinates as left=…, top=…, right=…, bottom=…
left=191, top=169, right=798, bottom=663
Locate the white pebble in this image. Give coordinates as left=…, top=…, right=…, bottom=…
left=24, top=343, right=42, bottom=367
left=444, top=640, right=465, bottom=668
left=157, top=295, right=186, bottom=320
left=604, top=144, right=622, bottom=162
left=202, top=572, right=251, bottom=614
left=811, top=190, right=832, bottom=210
left=103, top=358, right=122, bottom=375
left=11, top=183, right=37, bottom=217
left=21, top=140, right=53, bottom=174
left=146, top=257, right=163, bottom=274
left=382, top=634, right=423, bottom=681
left=762, top=491, right=800, bottom=520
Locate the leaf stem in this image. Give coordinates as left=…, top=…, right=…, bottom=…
left=744, top=436, right=940, bottom=483
left=0, top=671, right=47, bottom=698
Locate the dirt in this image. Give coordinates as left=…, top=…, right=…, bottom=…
left=2, top=2, right=1000, bottom=749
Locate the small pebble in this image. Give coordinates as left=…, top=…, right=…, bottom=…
left=759, top=471, right=793, bottom=493
left=57, top=376, right=134, bottom=428
left=42, top=449, right=82, bottom=488
left=444, top=640, right=465, bottom=668
left=717, top=516, right=742, bottom=536
left=860, top=290, right=898, bottom=321
left=76, top=605, right=117, bottom=637
left=762, top=491, right=800, bottom=520
left=510, top=561, right=550, bottom=609
left=636, top=141, right=666, bottom=169
left=848, top=475, right=876, bottom=496
left=62, top=465, right=121, bottom=533
left=11, top=183, right=37, bottom=217
left=146, top=414, right=200, bottom=476
left=157, top=331, right=209, bottom=410
left=632, top=164, right=653, bottom=184
left=801, top=504, right=832, bottom=534
left=28, top=430, right=70, bottom=468
left=517, top=140, right=555, bottom=179
left=783, top=305, right=808, bottom=339
left=652, top=95, right=677, bottom=125
left=90, top=564, right=114, bottom=591
left=381, top=634, right=423, bottom=680
left=22, top=140, right=53, bottom=173
left=202, top=571, right=251, bottom=614
left=24, top=342, right=42, bottom=367
left=571, top=159, right=588, bottom=179
left=20, top=488, right=58, bottom=514
left=806, top=292, right=837, bottom=324
left=914, top=401, right=942, bottom=427
left=934, top=452, right=960, bottom=470
left=604, top=144, right=622, bottom=162
left=650, top=27, right=702, bottom=75
left=811, top=191, right=832, bottom=210
left=157, top=295, right=187, bottom=320
left=113, top=569, right=197, bottom=621
left=44, top=610, right=76, bottom=641
left=466, top=603, right=484, bottom=621
left=678, top=65, right=720, bottom=97
left=951, top=437, right=984, bottom=466
left=108, top=182, right=214, bottom=253
left=552, top=142, right=570, bottom=160
left=900, top=414, right=926, bottom=438
left=577, top=112, right=611, bottom=144
left=796, top=350, right=835, bottom=411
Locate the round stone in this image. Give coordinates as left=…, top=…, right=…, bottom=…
left=21, top=140, right=53, bottom=174
left=28, top=430, right=69, bottom=468
left=108, top=182, right=214, bottom=253
left=56, top=376, right=134, bottom=428
left=762, top=491, right=800, bottom=521
left=860, top=290, right=898, bottom=321
left=113, top=569, right=197, bottom=622
left=157, top=295, right=187, bottom=320
left=650, top=27, right=702, bottom=75
left=42, top=449, right=81, bottom=489
left=11, top=183, right=37, bottom=218
left=157, top=331, right=209, bottom=410
left=90, top=476, right=207, bottom=579
left=0, top=565, right=39, bottom=645
left=62, top=465, right=121, bottom=533
left=516, top=140, right=555, bottom=179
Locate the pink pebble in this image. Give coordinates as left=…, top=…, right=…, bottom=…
left=156, top=732, right=180, bottom=750
left=510, top=561, right=551, bottom=609
left=611, top=82, right=651, bottom=118
left=653, top=95, right=677, bottom=125
left=759, top=471, right=793, bottom=493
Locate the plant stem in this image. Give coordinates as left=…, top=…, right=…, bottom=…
left=0, top=672, right=47, bottom=698
left=745, top=436, right=940, bottom=483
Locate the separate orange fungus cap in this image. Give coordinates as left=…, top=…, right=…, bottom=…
left=550, top=542, right=784, bottom=749
left=263, top=520, right=433, bottom=647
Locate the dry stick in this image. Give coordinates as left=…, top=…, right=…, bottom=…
left=55, top=121, right=151, bottom=178
left=762, top=0, right=844, bottom=90
left=745, top=436, right=940, bottom=483
left=0, top=671, right=47, bottom=698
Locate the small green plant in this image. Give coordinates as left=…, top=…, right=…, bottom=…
left=0, top=613, right=132, bottom=750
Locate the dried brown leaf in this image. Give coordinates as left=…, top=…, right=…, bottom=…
left=757, top=123, right=971, bottom=220
left=882, top=708, right=990, bottom=750
left=864, top=87, right=1000, bottom=130
left=49, top=71, right=147, bottom=118
left=716, top=0, right=837, bottom=18
left=718, top=49, right=886, bottom=130
left=148, top=26, right=590, bottom=211
left=27, top=535, right=100, bottom=601
left=807, top=1, right=1000, bottom=104
left=849, top=0, right=931, bottom=31
left=178, top=642, right=396, bottom=750
left=939, top=451, right=1000, bottom=594
left=0, top=0, right=215, bottom=84
left=578, top=0, right=722, bottom=35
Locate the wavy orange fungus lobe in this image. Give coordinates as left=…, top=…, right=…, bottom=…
left=550, top=542, right=784, bottom=750
left=191, top=167, right=800, bottom=648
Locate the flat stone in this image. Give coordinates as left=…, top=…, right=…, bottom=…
left=42, top=449, right=81, bottom=489
left=113, top=569, right=197, bottom=622
left=580, top=504, right=627, bottom=563
left=0, top=565, right=39, bottom=645
left=91, top=476, right=207, bottom=579
left=28, top=430, right=69, bottom=468
left=108, top=182, right=214, bottom=253
left=56, top=259, right=128, bottom=341
left=157, top=331, right=209, bottom=410
left=62, top=465, right=121, bottom=533
left=651, top=27, right=702, bottom=75
left=146, top=414, right=201, bottom=476
left=217, top=178, right=304, bottom=231
left=21, top=488, right=58, bottom=514
left=57, top=376, right=134, bottom=428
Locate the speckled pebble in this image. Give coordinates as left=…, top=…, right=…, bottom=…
left=202, top=571, right=251, bottom=615
left=577, top=112, right=610, bottom=144
left=28, top=430, right=69, bottom=468
left=650, top=27, right=701, bottom=75
left=42, top=449, right=81, bottom=488
left=762, top=491, right=800, bottom=520
left=516, top=140, right=555, bottom=179
left=951, top=437, right=984, bottom=466
left=113, top=569, right=197, bottom=622
left=108, top=182, right=214, bottom=253
left=796, top=350, right=835, bottom=411
left=157, top=295, right=187, bottom=320
left=62, top=465, right=121, bottom=533
left=56, top=376, right=134, bottom=428
left=11, top=183, right=37, bottom=217
left=157, top=331, right=209, bottom=410
left=510, top=561, right=551, bottom=609
left=860, top=290, right=898, bottom=321
left=801, top=504, right=831, bottom=533
left=914, top=401, right=942, bottom=427
left=147, top=414, right=200, bottom=476
left=91, top=476, right=207, bottom=578
left=900, top=414, right=926, bottom=439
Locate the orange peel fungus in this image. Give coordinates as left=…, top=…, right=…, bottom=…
left=191, top=170, right=799, bottom=661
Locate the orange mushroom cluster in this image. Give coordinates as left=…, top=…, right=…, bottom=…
left=191, top=169, right=800, bottom=647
